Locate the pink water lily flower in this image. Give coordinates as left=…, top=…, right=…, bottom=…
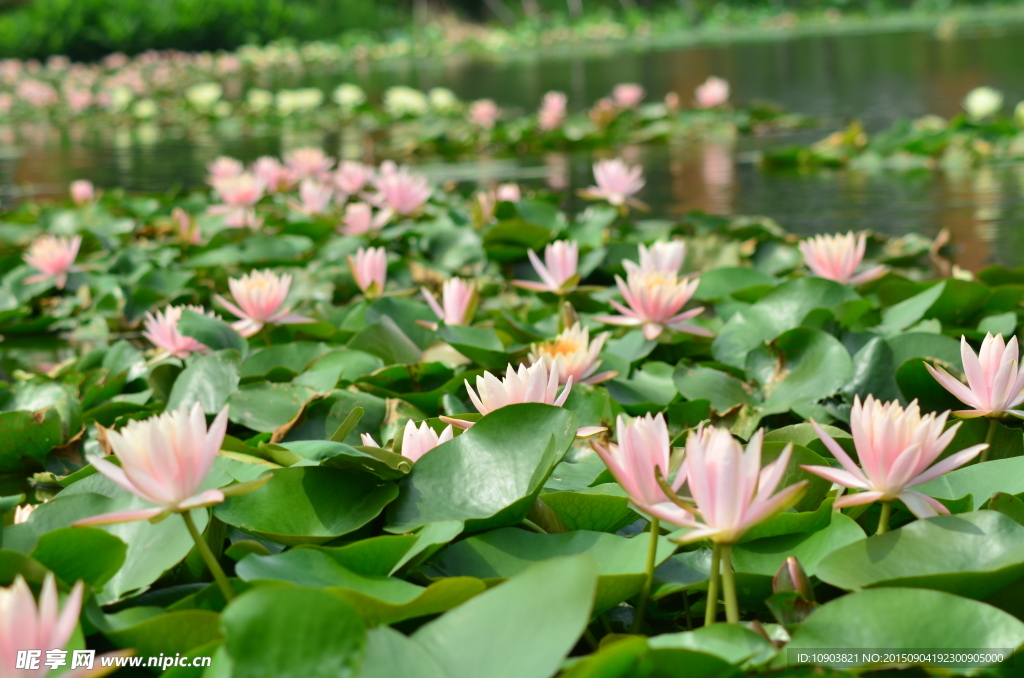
left=496, top=183, right=521, bottom=202
left=926, top=334, right=1024, bottom=419
left=582, top=158, right=645, bottom=207
left=802, top=396, right=987, bottom=518
left=334, top=161, right=374, bottom=196
left=24, top=234, right=81, bottom=289
left=421, top=278, right=477, bottom=327
left=613, top=83, right=645, bottom=108
left=206, top=156, right=243, bottom=182
left=538, top=91, right=568, bottom=131
left=592, top=412, right=692, bottom=525
left=362, top=421, right=455, bottom=462
left=593, top=268, right=711, bottom=340
left=373, top=162, right=431, bottom=216
left=143, top=305, right=211, bottom=359
left=290, top=179, right=334, bottom=216
left=695, top=76, right=730, bottom=109
left=655, top=426, right=807, bottom=544
left=512, top=240, right=579, bottom=294
left=69, top=179, right=94, bottom=205
left=172, top=207, right=201, bottom=244
left=338, top=202, right=385, bottom=236
left=1, top=573, right=84, bottom=678
left=628, top=240, right=686, bottom=276
left=214, top=269, right=315, bottom=337
left=798, top=232, right=888, bottom=285
left=13, top=502, right=36, bottom=524
left=283, top=147, right=335, bottom=180
left=252, top=156, right=291, bottom=192
left=209, top=172, right=266, bottom=228
left=529, top=322, right=617, bottom=385
left=75, top=404, right=230, bottom=525
left=468, top=99, right=499, bottom=129
left=347, top=247, right=388, bottom=297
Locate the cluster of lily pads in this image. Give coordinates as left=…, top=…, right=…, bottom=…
left=4, top=151, right=1024, bottom=677
left=764, top=86, right=1024, bottom=172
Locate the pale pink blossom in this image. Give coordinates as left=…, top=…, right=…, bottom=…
left=512, top=240, right=579, bottom=295
left=209, top=172, right=266, bottom=228
left=530, top=323, right=616, bottom=385
left=13, top=503, right=35, bottom=524
left=695, top=76, right=730, bottom=109
left=496, top=183, right=521, bottom=202
left=468, top=99, right=499, bottom=129
left=214, top=269, right=315, bottom=337
left=0, top=573, right=84, bottom=678
left=173, top=207, right=201, bottom=244
left=664, top=91, right=681, bottom=112
left=593, top=268, right=711, bottom=340
left=206, top=156, right=244, bottom=182
left=337, top=202, right=382, bottom=236
left=346, top=247, right=388, bottom=297
left=284, top=147, right=335, bottom=181
left=24, top=234, right=81, bottom=289
left=143, top=305, right=211, bottom=359
left=65, top=88, right=93, bottom=113
left=591, top=413, right=692, bottom=524
left=799, top=232, right=888, bottom=284
left=613, top=83, right=645, bottom=109
left=802, top=396, right=987, bottom=519
left=75, top=404, right=230, bottom=525
left=16, top=79, right=58, bottom=107
left=583, top=158, right=645, bottom=207
left=654, top=426, right=807, bottom=544
left=373, top=163, right=431, bottom=216
left=926, top=334, right=1024, bottom=419
left=252, top=156, right=291, bottom=192
left=442, top=360, right=572, bottom=430
left=627, top=240, right=686, bottom=276
left=69, top=179, right=94, bottom=205
left=361, top=421, right=455, bottom=462
left=290, top=178, right=334, bottom=216
left=421, top=278, right=477, bottom=328
left=538, top=91, right=568, bottom=131
left=334, top=161, right=375, bottom=195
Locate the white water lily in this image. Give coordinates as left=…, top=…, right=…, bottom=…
left=963, top=86, right=1003, bottom=120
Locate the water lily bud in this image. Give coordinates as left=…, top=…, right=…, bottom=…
left=773, top=556, right=815, bottom=602
left=962, top=86, right=1003, bottom=120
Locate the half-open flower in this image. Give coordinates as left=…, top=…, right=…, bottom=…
left=24, top=234, right=81, bottom=289
left=373, top=162, right=431, bottom=216
left=75, top=404, right=230, bottom=525
left=283, top=147, right=335, bottom=180
left=591, top=412, right=691, bottom=524
left=209, top=172, right=266, bottom=229
left=334, top=161, right=374, bottom=196
left=581, top=158, right=645, bottom=208
left=801, top=396, right=987, bottom=519
left=529, top=322, right=616, bottom=385
left=512, top=240, right=579, bottom=294
left=468, top=98, right=499, bottom=129
left=70, top=179, right=95, bottom=205
left=289, top=178, right=334, bottom=216
left=143, top=305, right=212, bottom=359
left=627, top=240, right=686, bottom=276
left=214, top=269, right=315, bottom=337
left=1, top=573, right=84, bottom=674
left=538, top=91, right=567, bottom=130
left=798, top=232, right=888, bottom=285
left=926, top=334, right=1024, bottom=419
left=592, top=268, right=711, bottom=340
left=657, top=426, right=807, bottom=544
left=206, top=156, right=243, bottom=182
left=338, top=202, right=384, bottom=236
left=347, top=246, right=388, bottom=298
left=612, top=83, right=645, bottom=108
left=695, top=76, right=730, bottom=109
left=362, top=420, right=455, bottom=462
left=421, top=277, right=477, bottom=329
left=443, top=360, right=568, bottom=426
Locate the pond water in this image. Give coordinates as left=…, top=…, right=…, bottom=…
left=3, top=20, right=1024, bottom=269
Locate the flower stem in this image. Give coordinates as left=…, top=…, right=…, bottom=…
left=682, top=590, right=693, bottom=630
left=705, top=543, right=721, bottom=627
left=719, top=544, right=740, bottom=624
left=876, top=501, right=892, bottom=535
left=520, top=518, right=547, bottom=534
left=982, top=417, right=998, bottom=463
left=182, top=511, right=235, bottom=602
left=631, top=517, right=660, bottom=633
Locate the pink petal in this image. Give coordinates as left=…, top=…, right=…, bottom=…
left=575, top=426, right=607, bottom=438
left=897, top=491, right=949, bottom=519
left=905, top=443, right=986, bottom=488
left=439, top=416, right=475, bottom=430
left=73, top=507, right=167, bottom=526
left=833, top=490, right=887, bottom=508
